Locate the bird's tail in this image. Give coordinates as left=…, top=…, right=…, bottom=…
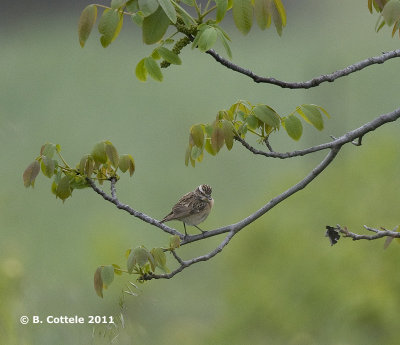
left=160, top=212, right=174, bottom=223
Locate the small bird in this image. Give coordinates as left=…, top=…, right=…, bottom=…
left=161, top=184, right=214, bottom=236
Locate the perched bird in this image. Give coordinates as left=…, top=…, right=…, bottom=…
left=161, top=184, right=214, bottom=235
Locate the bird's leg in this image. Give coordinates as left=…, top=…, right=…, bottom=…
left=183, top=223, right=188, bottom=237
left=194, top=225, right=206, bottom=234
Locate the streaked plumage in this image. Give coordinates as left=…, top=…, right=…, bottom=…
left=161, top=184, right=214, bottom=234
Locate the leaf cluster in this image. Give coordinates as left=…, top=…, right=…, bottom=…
left=78, top=0, right=286, bottom=81
left=94, top=235, right=181, bottom=297
left=185, top=101, right=330, bottom=167
left=23, top=141, right=135, bottom=202
left=370, top=0, right=400, bottom=37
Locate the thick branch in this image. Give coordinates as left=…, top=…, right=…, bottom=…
left=205, top=49, right=400, bottom=89
left=235, top=106, right=400, bottom=159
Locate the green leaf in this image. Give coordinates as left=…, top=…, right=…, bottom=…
left=204, top=138, right=217, bottom=156
left=382, top=0, right=400, bottom=26
left=273, top=0, right=286, bottom=26
left=105, top=141, right=119, bottom=168
left=142, top=5, right=171, bottom=44
left=41, top=156, right=56, bottom=178
left=79, top=154, right=95, bottom=177
left=126, top=0, right=139, bottom=12
left=169, top=235, right=181, bottom=249
left=40, top=142, right=57, bottom=158
left=91, top=141, right=107, bottom=164
left=216, top=28, right=232, bottom=59
left=23, top=160, right=40, bottom=188
left=157, top=47, right=182, bottom=65
left=101, top=265, right=115, bottom=288
left=298, top=105, right=324, bottom=131
left=157, top=0, right=177, bottom=23
left=111, top=0, right=125, bottom=8
left=56, top=176, right=72, bottom=201
left=94, top=267, right=103, bottom=298
left=128, top=247, right=152, bottom=271
left=144, top=57, right=163, bottom=81
left=252, top=105, right=280, bottom=129
left=98, top=9, right=124, bottom=48
left=138, top=0, right=159, bottom=17
left=78, top=5, right=98, bottom=47
left=211, top=127, right=225, bottom=152
left=135, top=58, right=147, bottom=81
left=254, top=0, right=271, bottom=30
left=190, top=124, right=204, bottom=148
left=185, top=145, right=191, bottom=166
left=215, top=0, right=228, bottom=22
left=119, top=154, right=135, bottom=176
left=222, top=120, right=234, bottom=150
left=191, top=145, right=203, bottom=160
left=283, top=115, right=303, bottom=141
left=246, top=114, right=258, bottom=129
left=171, top=0, right=197, bottom=25
left=69, top=176, right=89, bottom=189
left=270, top=0, right=285, bottom=35
left=232, top=0, right=253, bottom=35
left=151, top=248, right=169, bottom=272
left=132, top=12, right=144, bottom=26
left=197, top=26, right=218, bottom=52
left=317, top=105, right=331, bottom=118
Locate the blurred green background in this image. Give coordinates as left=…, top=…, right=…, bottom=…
left=2, top=1, right=400, bottom=344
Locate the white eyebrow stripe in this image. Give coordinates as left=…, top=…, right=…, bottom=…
left=199, top=185, right=204, bottom=194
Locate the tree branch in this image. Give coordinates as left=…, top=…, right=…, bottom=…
left=334, top=224, right=400, bottom=241
left=144, top=231, right=235, bottom=280
left=87, top=178, right=185, bottom=239
left=235, top=106, right=400, bottom=159
left=205, top=49, right=400, bottom=89
left=88, top=106, right=400, bottom=280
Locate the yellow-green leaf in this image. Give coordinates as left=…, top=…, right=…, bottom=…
left=283, top=114, right=303, bottom=141
left=105, top=141, right=119, bottom=168
left=135, top=58, right=147, bottom=81
left=144, top=57, right=163, bottom=81
left=298, top=105, right=324, bottom=131
left=197, top=26, right=218, bottom=52
left=98, top=9, right=123, bottom=48
left=215, top=0, right=228, bottom=22
left=78, top=5, right=98, bottom=47
left=254, top=0, right=271, bottom=30
left=222, top=120, right=234, bottom=150
left=23, top=160, right=40, bottom=188
left=157, top=47, right=182, bottom=65
left=169, top=235, right=181, bottom=249
left=56, top=176, right=72, bottom=201
left=91, top=141, right=107, bottom=164
left=190, top=124, right=204, bottom=148
left=232, top=0, right=253, bottom=35
left=119, top=154, right=135, bottom=176
left=252, top=105, right=280, bottom=129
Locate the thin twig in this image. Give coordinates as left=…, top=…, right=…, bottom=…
left=336, top=224, right=400, bottom=241
left=205, top=49, right=400, bottom=89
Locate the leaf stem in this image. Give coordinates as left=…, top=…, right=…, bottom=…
left=200, top=5, right=217, bottom=20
